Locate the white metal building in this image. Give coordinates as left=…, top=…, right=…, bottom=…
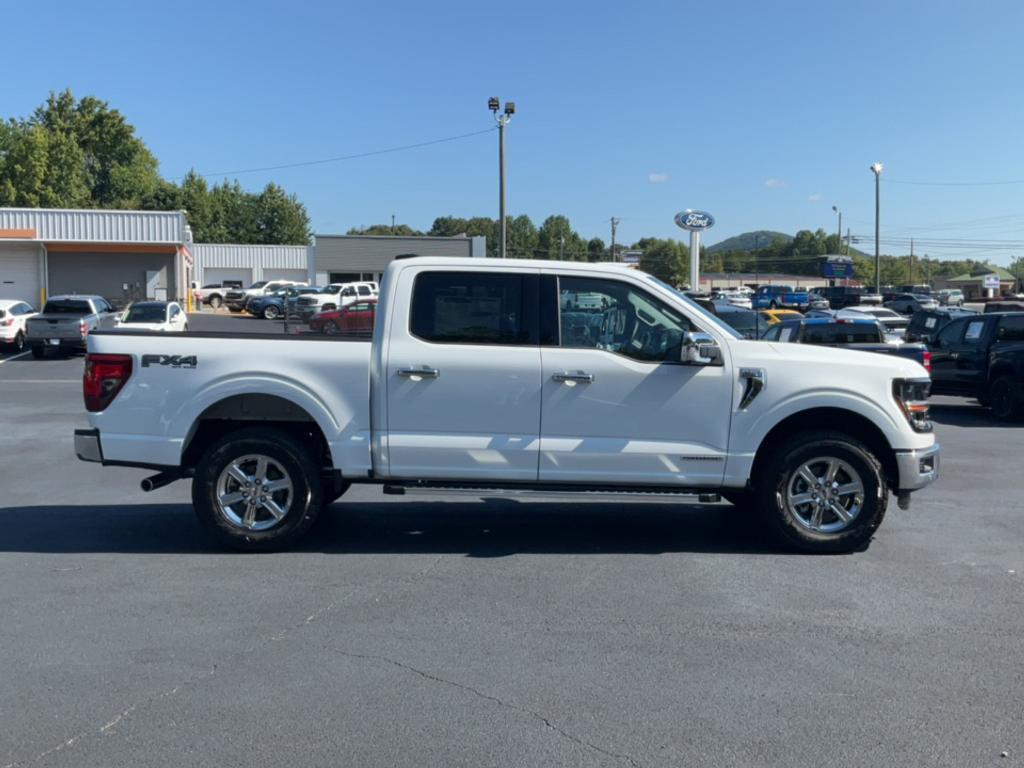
left=192, top=243, right=313, bottom=288
left=312, top=234, right=485, bottom=285
left=0, top=207, right=189, bottom=307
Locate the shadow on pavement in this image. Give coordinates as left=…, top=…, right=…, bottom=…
left=0, top=497, right=788, bottom=556
left=929, top=402, right=1021, bottom=429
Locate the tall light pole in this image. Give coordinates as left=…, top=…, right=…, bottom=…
left=870, top=162, right=883, bottom=293
left=489, top=97, right=515, bottom=258
left=610, top=217, right=620, bottom=262
left=831, top=205, right=842, bottom=255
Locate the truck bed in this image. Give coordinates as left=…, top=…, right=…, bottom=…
left=85, top=330, right=374, bottom=473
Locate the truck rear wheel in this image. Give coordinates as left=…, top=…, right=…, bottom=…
left=990, top=375, right=1024, bottom=421
left=754, top=431, right=887, bottom=554
left=192, top=427, right=323, bottom=551
left=30, top=344, right=45, bottom=359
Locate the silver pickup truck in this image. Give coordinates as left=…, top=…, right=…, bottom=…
left=26, top=295, right=119, bottom=358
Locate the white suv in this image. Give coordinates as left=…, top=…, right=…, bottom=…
left=296, top=281, right=378, bottom=321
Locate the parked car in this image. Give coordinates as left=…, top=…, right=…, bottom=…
left=904, top=307, right=978, bottom=344
left=714, top=304, right=768, bottom=339
left=897, top=284, right=932, bottom=296
left=0, top=300, right=38, bottom=352
left=761, top=316, right=930, bottom=371
left=751, top=284, right=813, bottom=310
left=935, top=289, right=964, bottom=307
left=813, top=286, right=879, bottom=309
left=885, top=293, right=939, bottom=315
left=224, top=280, right=302, bottom=313
left=247, top=286, right=319, bottom=320
left=840, top=306, right=910, bottom=338
left=193, top=283, right=231, bottom=309
left=984, top=299, right=1024, bottom=313
left=758, top=308, right=802, bottom=326
left=929, top=312, right=1024, bottom=419
left=26, top=295, right=119, bottom=358
left=711, top=290, right=752, bottom=310
left=295, top=281, right=379, bottom=321
left=113, top=301, right=188, bottom=333
left=309, top=300, right=377, bottom=335
left=76, top=257, right=938, bottom=554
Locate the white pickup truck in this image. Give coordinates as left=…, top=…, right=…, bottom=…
left=75, top=258, right=939, bottom=553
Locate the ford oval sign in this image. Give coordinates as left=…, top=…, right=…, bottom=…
left=674, top=210, right=715, bottom=231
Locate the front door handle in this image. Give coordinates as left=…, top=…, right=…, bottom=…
left=397, top=366, right=440, bottom=380
left=552, top=371, right=594, bottom=384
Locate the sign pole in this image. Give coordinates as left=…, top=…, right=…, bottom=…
left=689, top=231, right=700, bottom=290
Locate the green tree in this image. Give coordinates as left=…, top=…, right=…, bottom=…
left=506, top=215, right=539, bottom=258
left=255, top=182, right=311, bottom=244
left=587, top=237, right=606, bottom=262
left=428, top=216, right=470, bottom=237
left=347, top=223, right=424, bottom=236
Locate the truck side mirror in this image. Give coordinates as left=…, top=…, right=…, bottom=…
left=682, top=332, right=721, bottom=365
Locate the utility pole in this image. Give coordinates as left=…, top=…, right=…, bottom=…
left=391, top=214, right=395, bottom=235
left=610, top=217, right=620, bottom=262
left=489, top=97, right=515, bottom=258
left=846, top=227, right=850, bottom=257
left=909, top=238, right=914, bottom=284
left=871, top=162, right=883, bottom=293
left=754, top=233, right=760, bottom=288
left=832, top=206, right=842, bottom=255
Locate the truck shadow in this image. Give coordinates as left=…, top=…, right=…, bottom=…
left=0, top=498, right=801, bottom=556
left=929, top=402, right=1021, bottom=428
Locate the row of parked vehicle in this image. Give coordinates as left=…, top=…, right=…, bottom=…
left=196, top=279, right=379, bottom=333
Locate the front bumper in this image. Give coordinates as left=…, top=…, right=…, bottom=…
left=895, top=442, right=940, bottom=491
left=75, top=428, right=103, bottom=463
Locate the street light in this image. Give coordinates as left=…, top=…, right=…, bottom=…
left=870, top=162, right=883, bottom=293
left=831, top=205, right=843, bottom=255
left=489, top=97, right=515, bottom=258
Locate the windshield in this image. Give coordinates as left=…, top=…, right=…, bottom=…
left=42, top=299, right=92, bottom=314
left=248, top=281, right=268, bottom=290
left=643, top=275, right=742, bottom=339
left=123, top=305, right=167, bottom=323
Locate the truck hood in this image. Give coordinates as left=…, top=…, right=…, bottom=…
left=743, top=339, right=928, bottom=379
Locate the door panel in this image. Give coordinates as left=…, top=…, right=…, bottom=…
left=539, top=274, right=732, bottom=486
left=384, top=269, right=542, bottom=481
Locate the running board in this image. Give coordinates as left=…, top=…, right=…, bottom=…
left=382, top=483, right=721, bottom=503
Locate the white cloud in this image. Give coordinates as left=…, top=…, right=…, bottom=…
left=648, top=172, right=670, bottom=183
left=808, top=193, right=823, bottom=202
left=764, top=178, right=786, bottom=188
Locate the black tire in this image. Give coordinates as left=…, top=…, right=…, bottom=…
left=192, top=427, right=323, bottom=552
left=30, top=344, right=45, bottom=359
left=769, top=300, right=778, bottom=309
left=228, top=307, right=242, bottom=314
left=209, top=296, right=222, bottom=310
left=323, top=320, right=339, bottom=335
left=9, top=332, right=25, bottom=353
left=322, top=304, right=336, bottom=312
left=754, top=430, right=887, bottom=554
left=263, top=305, right=280, bottom=320
left=989, top=375, right=1024, bottom=421
left=324, top=478, right=351, bottom=505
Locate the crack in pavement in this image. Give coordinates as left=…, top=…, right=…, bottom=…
left=329, top=649, right=645, bottom=768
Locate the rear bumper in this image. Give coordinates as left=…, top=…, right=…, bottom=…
left=29, top=337, right=86, bottom=350
left=75, top=428, right=103, bottom=463
left=895, top=442, right=940, bottom=491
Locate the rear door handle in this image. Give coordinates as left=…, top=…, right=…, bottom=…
left=552, top=371, right=594, bottom=384
left=397, top=366, right=440, bottom=380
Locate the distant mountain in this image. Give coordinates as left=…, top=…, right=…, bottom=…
left=706, top=230, right=793, bottom=254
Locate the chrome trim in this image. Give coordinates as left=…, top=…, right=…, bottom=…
left=738, top=367, right=766, bottom=409
left=895, top=442, right=940, bottom=492
left=552, top=371, right=595, bottom=384
left=74, top=429, right=103, bottom=463
left=397, top=366, right=440, bottom=380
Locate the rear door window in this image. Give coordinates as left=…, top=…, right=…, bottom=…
left=998, top=315, right=1024, bottom=341
left=411, top=272, right=538, bottom=346
left=803, top=323, right=881, bottom=344
left=963, top=320, right=987, bottom=344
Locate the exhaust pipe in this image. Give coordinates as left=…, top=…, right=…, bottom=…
left=141, top=470, right=182, bottom=492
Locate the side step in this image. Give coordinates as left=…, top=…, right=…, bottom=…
left=383, top=483, right=721, bottom=504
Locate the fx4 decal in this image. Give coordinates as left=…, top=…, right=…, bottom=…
left=141, top=354, right=198, bottom=369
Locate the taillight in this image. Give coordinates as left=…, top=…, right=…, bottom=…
left=0, top=318, right=12, bottom=326
left=922, top=350, right=931, bottom=373
left=79, top=320, right=88, bottom=338
left=83, top=354, right=133, bottom=412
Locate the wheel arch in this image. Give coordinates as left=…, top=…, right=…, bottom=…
left=181, top=393, right=333, bottom=470
left=750, top=407, right=898, bottom=491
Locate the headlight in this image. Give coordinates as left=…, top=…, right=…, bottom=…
left=893, top=378, right=932, bottom=433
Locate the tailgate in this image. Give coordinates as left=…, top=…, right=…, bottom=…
left=27, top=316, right=84, bottom=339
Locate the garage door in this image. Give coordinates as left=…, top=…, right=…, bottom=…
left=0, top=244, right=41, bottom=304
left=262, top=268, right=309, bottom=283
left=203, top=267, right=253, bottom=289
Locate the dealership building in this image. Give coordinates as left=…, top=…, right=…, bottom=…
left=0, top=206, right=485, bottom=308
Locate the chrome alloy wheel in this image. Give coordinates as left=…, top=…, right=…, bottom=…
left=215, top=454, right=294, bottom=531
left=785, top=457, right=864, bottom=534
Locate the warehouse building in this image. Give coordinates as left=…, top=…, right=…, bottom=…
left=0, top=207, right=190, bottom=307
left=311, top=234, right=485, bottom=285
left=192, top=243, right=312, bottom=289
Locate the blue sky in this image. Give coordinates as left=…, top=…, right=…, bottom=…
left=5, top=0, right=1024, bottom=263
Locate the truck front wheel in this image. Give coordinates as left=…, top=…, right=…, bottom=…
left=192, top=427, right=323, bottom=551
left=754, top=431, right=887, bottom=554
left=990, top=375, right=1024, bottom=421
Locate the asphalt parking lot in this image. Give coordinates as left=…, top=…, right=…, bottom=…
left=1, top=319, right=1022, bottom=767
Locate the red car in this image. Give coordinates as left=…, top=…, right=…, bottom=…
left=309, top=300, right=376, bottom=334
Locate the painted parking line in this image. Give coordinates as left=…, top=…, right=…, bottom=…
left=0, top=351, right=31, bottom=365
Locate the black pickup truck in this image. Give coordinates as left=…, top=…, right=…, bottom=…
left=761, top=316, right=931, bottom=370
left=929, top=312, right=1024, bottom=419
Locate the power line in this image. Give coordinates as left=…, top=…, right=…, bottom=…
left=171, top=127, right=496, bottom=181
